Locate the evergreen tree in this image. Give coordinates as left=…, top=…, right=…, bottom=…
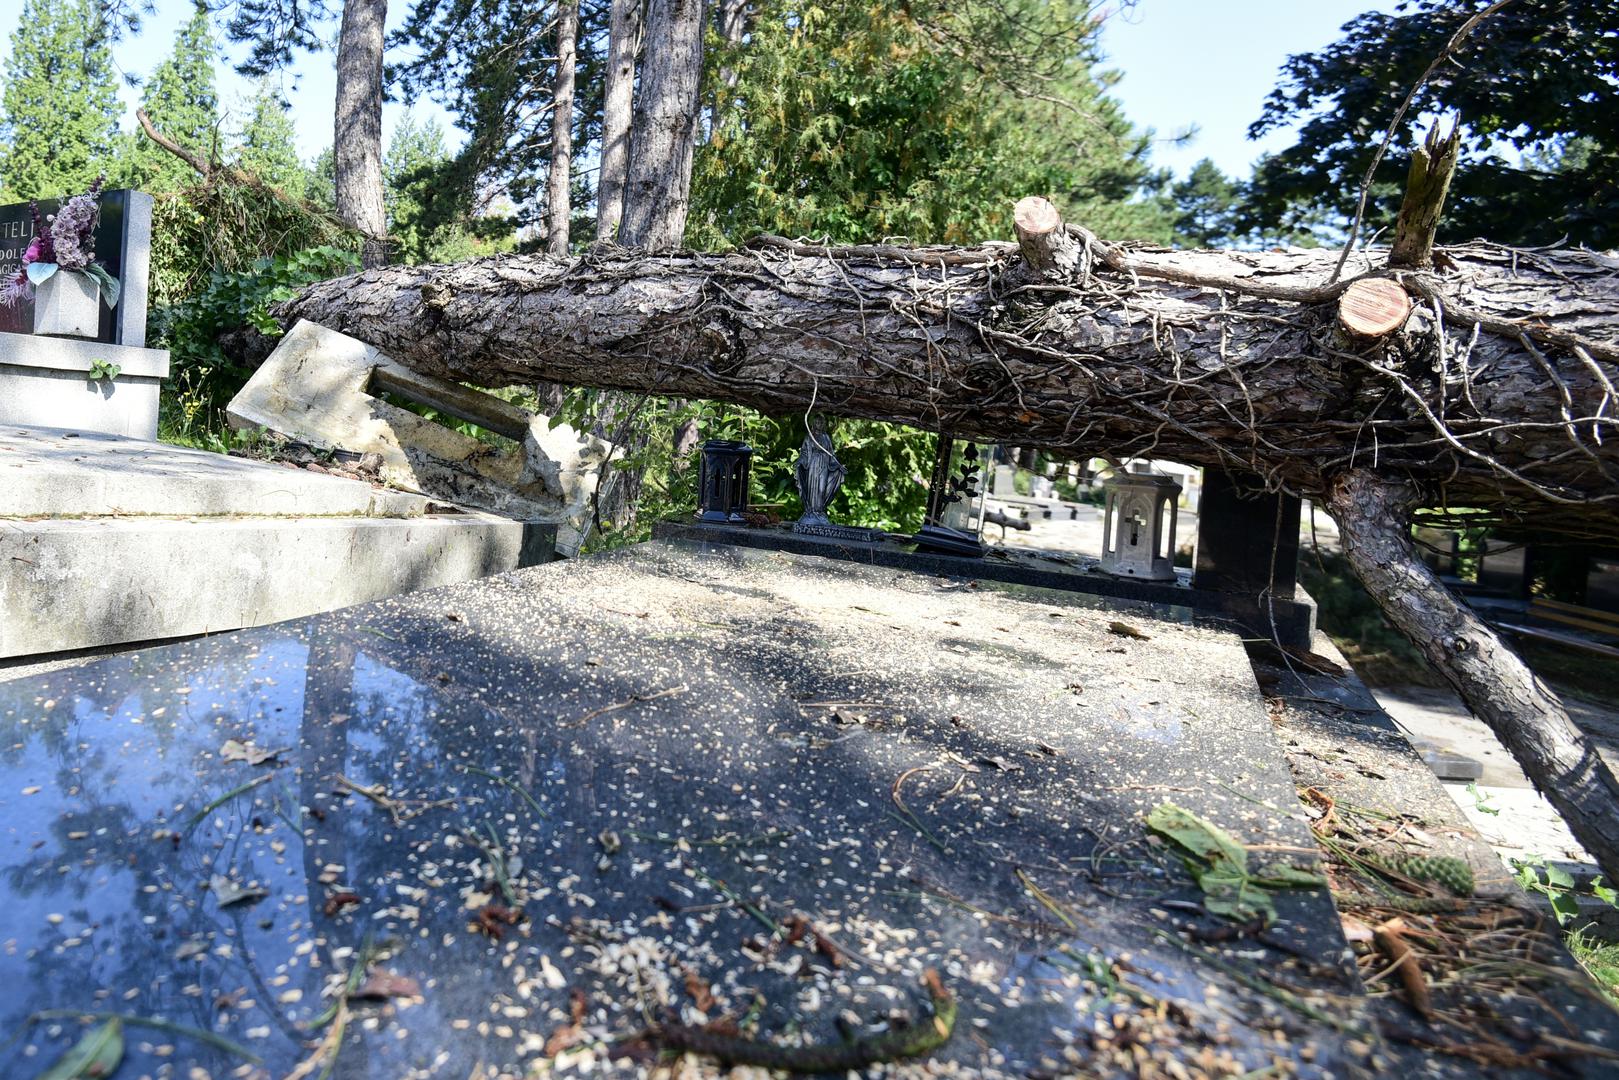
left=0, top=0, right=123, bottom=200
left=234, top=83, right=310, bottom=198
left=688, top=1, right=1171, bottom=248
left=308, top=146, right=338, bottom=211
left=1168, top=159, right=1241, bottom=249
left=384, top=115, right=454, bottom=262
left=125, top=3, right=222, bottom=192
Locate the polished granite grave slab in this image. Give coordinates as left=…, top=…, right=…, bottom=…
left=0, top=540, right=1360, bottom=1078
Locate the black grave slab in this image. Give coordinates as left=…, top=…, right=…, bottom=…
left=0, top=540, right=1363, bottom=1078
left=655, top=518, right=1319, bottom=647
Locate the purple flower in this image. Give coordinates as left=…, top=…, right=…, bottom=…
left=27, top=202, right=56, bottom=265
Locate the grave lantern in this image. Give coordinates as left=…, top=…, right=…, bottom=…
left=696, top=438, right=754, bottom=523
left=1100, top=471, right=1182, bottom=581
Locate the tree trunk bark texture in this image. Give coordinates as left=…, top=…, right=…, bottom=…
left=280, top=229, right=1619, bottom=543
left=595, top=0, right=642, bottom=243
left=335, top=0, right=389, bottom=269
left=1326, top=470, right=1619, bottom=886
left=547, top=0, right=579, bottom=256
left=618, top=0, right=706, bottom=250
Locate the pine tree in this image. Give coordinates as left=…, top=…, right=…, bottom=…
left=233, top=83, right=309, bottom=199
left=0, top=0, right=123, bottom=200
left=125, top=3, right=221, bottom=192
left=384, top=115, right=453, bottom=262
left=688, top=0, right=1170, bottom=248
left=1168, top=159, right=1242, bottom=249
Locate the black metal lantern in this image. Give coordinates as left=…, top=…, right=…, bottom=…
left=696, top=439, right=754, bottom=523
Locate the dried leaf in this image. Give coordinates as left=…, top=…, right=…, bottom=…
left=210, top=874, right=268, bottom=908
left=39, top=1018, right=122, bottom=1080
left=220, top=739, right=283, bottom=766
left=353, top=970, right=422, bottom=1000
left=1108, top=621, right=1150, bottom=641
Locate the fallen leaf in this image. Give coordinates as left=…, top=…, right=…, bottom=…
left=173, top=938, right=211, bottom=961
left=38, top=1017, right=122, bottom=1080
left=1108, top=621, right=1150, bottom=641
left=977, top=755, right=1023, bottom=773
left=1339, top=914, right=1375, bottom=943
left=323, top=891, right=362, bottom=916
left=210, top=874, right=269, bottom=908
left=353, top=970, right=422, bottom=1000
left=220, top=739, right=284, bottom=766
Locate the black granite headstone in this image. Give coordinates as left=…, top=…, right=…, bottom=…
left=1192, top=469, right=1302, bottom=596
left=0, top=188, right=137, bottom=344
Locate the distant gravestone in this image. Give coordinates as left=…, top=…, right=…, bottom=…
left=0, top=188, right=152, bottom=347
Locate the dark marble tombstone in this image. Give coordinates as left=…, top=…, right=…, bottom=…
left=1192, top=469, right=1302, bottom=599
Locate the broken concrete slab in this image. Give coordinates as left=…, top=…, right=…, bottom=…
left=0, top=425, right=427, bottom=519
left=228, top=320, right=610, bottom=554
left=0, top=539, right=1365, bottom=1078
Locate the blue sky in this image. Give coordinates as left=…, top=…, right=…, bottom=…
left=6, top=0, right=1392, bottom=182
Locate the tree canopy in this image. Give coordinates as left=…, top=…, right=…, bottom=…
left=688, top=0, right=1170, bottom=248
left=1243, top=0, right=1619, bottom=248
left=0, top=0, right=123, bottom=200
left=123, top=2, right=222, bottom=192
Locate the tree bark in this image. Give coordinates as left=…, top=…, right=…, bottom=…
left=335, top=0, right=389, bottom=269
left=546, top=0, right=579, bottom=256
left=595, top=0, right=642, bottom=243
left=618, top=0, right=706, bottom=250
left=1326, top=470, right=1619, bottom=884
left=279, top=225, right=1619, bottom=542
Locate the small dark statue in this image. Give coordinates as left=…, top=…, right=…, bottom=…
left=792, top=415, right=880, bottom=541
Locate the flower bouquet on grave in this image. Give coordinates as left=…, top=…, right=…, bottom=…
left=0, top=177, right=121, bottom=337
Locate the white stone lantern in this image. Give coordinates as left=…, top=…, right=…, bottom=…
left=1100, top=472, right=1182, bottom=581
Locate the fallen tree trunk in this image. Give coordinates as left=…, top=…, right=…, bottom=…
left=278, top=216, right=1619, bottom=542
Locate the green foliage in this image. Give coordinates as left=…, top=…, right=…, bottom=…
left=689, top=1, right=1171, bottom=247
left=234, top=82, right=310, bottom=200
left=383, top=114, right=506, bottom=263
left=1244, top=0, right=1619, bottom=248
left=123, top=3, right=221, bottom=194
left=0, top=0, right=123, bottom=200
left=390, top=0, right=608, bottom=224
left=1567, top=926, right=1619, bottom=1007
left=548, top=390, right=938, bottom=551
left=1146, top=802, right=1324, bottom=924
left=88, top=359, right=121, bottom=382
left=1512, top=857, right=1619, bottom=928
left=155, top=245, right=358, bottom=445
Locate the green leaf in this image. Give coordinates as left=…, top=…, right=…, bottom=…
left=1546, top=865, right=1577, bottom=890
left=39, top=1017, right=123, bottom=1080
left=80, top=263, right=120, bottom=308
left=1551, top=890, right=1581, bottom=926
left=1146, top=803, right=1247, bottom=871
left=1146, top=802, right=1322, bottom=925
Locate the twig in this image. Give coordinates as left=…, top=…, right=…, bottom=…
left=185, top=773, right=274, bottom=832
left=560, top=684, right=688, bottom=728
left=458, top=764, right=549, bottom=819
